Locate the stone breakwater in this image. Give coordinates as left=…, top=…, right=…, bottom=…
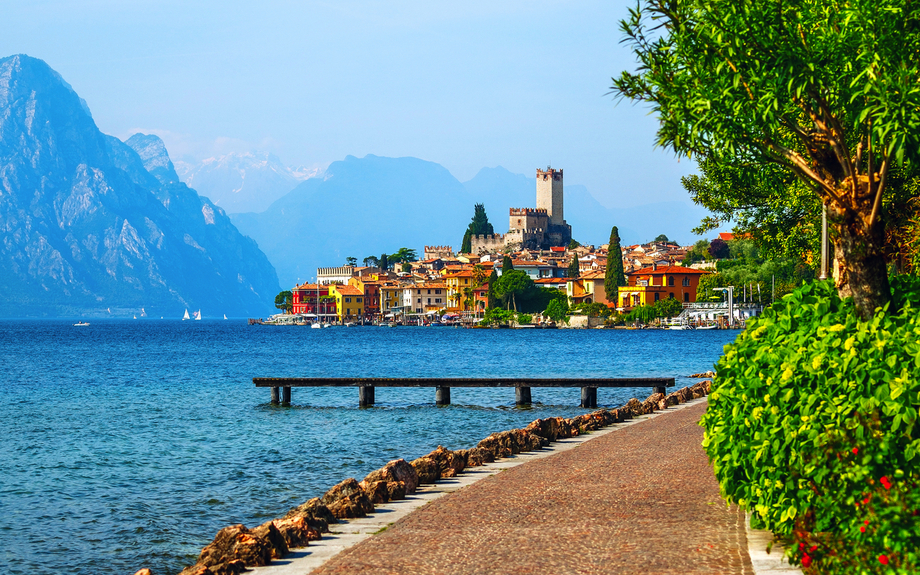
left=131, top=380, right=713, bottom=575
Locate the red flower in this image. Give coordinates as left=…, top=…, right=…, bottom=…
left=852, top=447, right=859, bottom=455
left=865, top=520, right=870, bottom=525
left=799, top=542, right=806, bottom=551
left=809, top=545, right=818, bottom=552
left=879, top=554, right=889, bottom=565
left=880, top=476, right=892, bottom=490
left=860, top=526, right=866, bottom=533
left=863, top=495, right=872, bottom=505
left=802, top=554, right=812, bottom=568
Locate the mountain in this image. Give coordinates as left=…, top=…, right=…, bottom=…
left=174, top=152, right=319, bottom=213
left=0, top=54, right=280, bottom=317
left=231, top=154, right=474, bottom=287
left=461, top=166, right=713, bottom=246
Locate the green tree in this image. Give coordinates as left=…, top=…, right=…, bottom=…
left=345, top=256, right=358, bottom=267
left=708, top=238, right=730, bottom=260
left=544, top=298, right=569, bottom=323
left=482, top=307, right=514, bottom=326
left=613, top=0, right=920, bottom=318
left=390, top=247, right=417, bottom=263
left=401, top=262, right=412, bottom=273
left=379, top=253, right=389, bottom=271
left=460, top=203, right=494, bottom=254
left=363, top=256, right=379, bottom=268
left=274, top=290, right=293, bottom=313
left=471, top=263, right=487, bottom=287
left=681, top=239, right=712, bottom=266
left=654, top=297, right=683, bottom=318
left=566, top=256, right=580, bottom=278
left=604, top=226, right=627, bottom=302
left=486, top=270, right=499, bottom=309
left=494, top=269, right=533, bottom=311
left=501, top=254, right=514, bottom=273
left=654, top=234, right=670, bottom=243
left=567, top=239, right=581, bottom=249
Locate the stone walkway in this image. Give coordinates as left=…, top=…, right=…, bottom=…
left=306, top=400, right=754, bottom=575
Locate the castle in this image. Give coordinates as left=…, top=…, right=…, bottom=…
left=470, top=167, right=572, bottom=253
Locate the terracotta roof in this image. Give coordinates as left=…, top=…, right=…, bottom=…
left=629, top=265, right=711, bottom=275
left=581, top=270, right=606, bottom=280
left=334, top=285, right=363, bottom=296
left=535, top=278, right=566, bottom=285
left=443, top=270, right=474, bottom=278
left=549, top=246, right=566, bottom=252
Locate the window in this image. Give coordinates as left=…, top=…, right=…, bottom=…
left=684, top=293, right=690, bottom=302
left=417, top=298, right=421, bottom=303
left=427, top=298, right=431, bottom=304
left=357, top=297, right=362, bottom=302
left=669, top=292, right=675, bottom=299
left=654, top=292, right=660, bottom=302
left=668, top=276, right=675, bottom=286
left=435, top=298, right=441, bottom=303
left=427, top=289, right=431, bottom=294
left=435, top=289, right=442, bottom=294
left=682, top=277, right=690, bottom=287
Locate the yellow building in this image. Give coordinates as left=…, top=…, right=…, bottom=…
left=379, top=283, right=403, bottom=317
left=566, top=270, right=609, bottom=307
left=443, top=269, right=475, bottom=311
left=328, top=284, right=364, bottom=321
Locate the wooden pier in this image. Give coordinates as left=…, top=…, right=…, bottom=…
left=253, top=377, right=674, bottom=408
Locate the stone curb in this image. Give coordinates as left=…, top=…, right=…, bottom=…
left=745, top=513, right=804, bottom=575
left=251, top=397, right=711, bottom=575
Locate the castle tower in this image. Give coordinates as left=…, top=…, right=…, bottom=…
left=536, top=167, right=563, bottom=226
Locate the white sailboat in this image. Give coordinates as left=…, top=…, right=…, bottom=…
left=223, top=314, right=228, bottom=320
left=182, top=309, right=190, bottom=320
left=194, top=310, right=202, bottom=321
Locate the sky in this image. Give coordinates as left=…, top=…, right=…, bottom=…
left=0, top=0, right=701, bottom=210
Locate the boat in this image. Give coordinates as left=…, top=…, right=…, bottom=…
left=696, top=323, right=718, bottom=330
left=73, top=321, right=90, bottom=326
left=133, top=315, right=137, bottom=319
left=223, top=314, right=228, bottom=320
left=182, top=309, right=190, bottom=320
left=194, top=310, right=201, bottom=321
left=345, top=322, right=356, bottom=327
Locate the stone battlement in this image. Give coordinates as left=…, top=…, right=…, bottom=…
left=537, top=167, right=563, bottom=181
left=509, top=208, right=548, bottom=216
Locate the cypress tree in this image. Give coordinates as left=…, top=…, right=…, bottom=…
left=502, top=254, right=514, bottom=273
left=567, top=255, right=580, bottom=278
left=380, top=253, right=389, bottom=271
left=461, top=203, right=494, bottom=253
left=605, top=226, right=627, bottom=302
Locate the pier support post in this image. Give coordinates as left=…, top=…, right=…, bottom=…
left=515, top=386, right=532, bottom=406
left=435, top=386, right=451, bottom=406
left=282, top=386, right=291, bottom=405
left=654, top=385, right=667, bottom=396
left=580, top=387, right=597, bottom=409
left=271, top=386, right=280, bottom=405
left=359, top=385, right=375, bottom=407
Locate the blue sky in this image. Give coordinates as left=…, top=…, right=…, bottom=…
left=1, top=0, right=700, bottom=209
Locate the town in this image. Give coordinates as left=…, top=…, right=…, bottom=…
left=260, top=167, right=765, bottom=328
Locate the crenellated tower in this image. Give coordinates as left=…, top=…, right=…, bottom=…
left=536, top=167, right=564, bottom=226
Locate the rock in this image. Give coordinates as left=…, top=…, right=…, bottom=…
left=465, top=447, right=494, bottom=465
left=623, top=398, right=645, bottom=417
left=252, top=520, right=288, bottom=559
left=386, top=481, right=406, bottom=500
left=284, top=497, right=336, bottom=532
left=361, top=459, right=419, bottom=495
left=361, top=480, right=390, bottom=504
left=661, top=393, right=680, bottom=408
left=701, top=380, right=712, bottom=394
left=676, top=386, right=693, bottom=403
left=525, top=417, right=566, bottom=442
left=410, top=456, right=441, bottom=484
left=477, top=429, right=542, bottom=457
left=271, top=516, right=321, bottom=548
left=641, top=393, right=665, bottom=414
left=196, top=524, right=273, bottom=569
left=179, top=560, right=248, bottom=575
left=424, top=446, right=466, bottom=478
left=689, top=370, right=716, bottom=378
left=321, top=478, right=374, bottom=519
left=132, top=570, right=153, bottom=575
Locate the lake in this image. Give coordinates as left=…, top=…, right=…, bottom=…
left=0, top=320, right=736, bottom=575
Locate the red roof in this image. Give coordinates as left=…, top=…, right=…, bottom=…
left=629, top=265, right=710, bottom=275
left=550, top=246, right=565, bottom=252
left=334, top=285, right=363, bottom=296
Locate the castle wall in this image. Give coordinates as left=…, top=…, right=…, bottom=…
left=470, top=234, right=506, bottom=254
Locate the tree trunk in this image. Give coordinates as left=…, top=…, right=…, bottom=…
left=830, top=203, right=891, bottom=320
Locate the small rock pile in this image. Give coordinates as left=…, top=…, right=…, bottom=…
left=134, top=380, right=712, bottom=575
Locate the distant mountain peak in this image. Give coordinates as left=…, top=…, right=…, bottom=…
left=0, top=54, right=93, bottom=119
left=125, top=133, right=179, bottom=184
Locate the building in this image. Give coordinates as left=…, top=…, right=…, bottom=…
left=349, top=276, right=381, bottom=320
left=566, top=270, right=610, bottom=307
left=317, top=266, right=357, bottom=285
left=443, top=269, right=475, bottom=311
left=424, top=245, right=454, bottom=260
left=328, top=284, right=365, bottom=321
left=618, top=264, right=711, bottom=310
left=291, top=283, right=337, bottom=318
left=402, top=282, right=447, bottom=314
left=470, top=167, right=572, bottom=253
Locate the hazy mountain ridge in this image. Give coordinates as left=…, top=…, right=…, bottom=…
left=0, top=54, right=279, bottom=317
left=174, top=151, right=321, bottom=213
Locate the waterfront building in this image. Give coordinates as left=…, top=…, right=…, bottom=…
left=401, top=282, right=447, bottom=314
left=349, top=276, right=381, bottom=320
left=619, top=264, right=710, bottom=310
left=566, top=270, right=610, bottom=307
left=291, top=283, right=336, bottom=318
left=443, top=269, right=475, bottom=311
left=380, top=283, right=403, bottom=317
left=317, top=266, right=358, bottom=285
left=328, top=284, right=365, bottom=321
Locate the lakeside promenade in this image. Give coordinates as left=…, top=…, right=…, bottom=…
left=257, top=399, right=783, bottom=575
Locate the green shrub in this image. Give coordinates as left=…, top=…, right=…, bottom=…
left=701, top=278, right=920, bottom=574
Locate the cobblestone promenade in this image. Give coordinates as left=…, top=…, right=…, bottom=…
left=312, top=401, right=754, bottom=575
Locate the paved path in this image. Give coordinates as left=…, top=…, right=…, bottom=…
left=309, top=401, right=753, bottom=575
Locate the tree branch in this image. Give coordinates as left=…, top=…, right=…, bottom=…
left=868, top=156, right=889, bottom=229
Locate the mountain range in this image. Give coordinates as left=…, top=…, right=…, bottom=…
left=174, top=152, right=320, bottom=213
left=231, top=156, right=715, bottom=288
left=0, top=55, right=280, bottom=318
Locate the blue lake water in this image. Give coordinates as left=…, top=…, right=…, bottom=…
left=0, top=320, right=737, bottom=575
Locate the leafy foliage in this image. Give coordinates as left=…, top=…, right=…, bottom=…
left=708, top=238, right=730, bottom=260
left=570, top=302, right=613, bottom=318
left=461, top=203, right=494, bottom=254
left=494, top=270, right=533, bottom=312
left=654, top=234, right=670, bottom=243
left=623, top=297, right=683, bottom=323
left=389, top=247, right=417, bottom=263
left=567, top=239, right=581, bottom=249
left=274, top=290, right=293, bottom=313
left=379, top=253, right=389, bottom=271
left=682, top=239, right=712, bottom=266
left=345, top=256, right=357, bottom=267
left=363, top=256, right=379, bottom=268
left=701, top=278, right=920, bottom=573
left=544, top=298, right=569, bottom=323
left=482, top=307, right=514, bottom=326
left=567, top=256, right=580, bottom=278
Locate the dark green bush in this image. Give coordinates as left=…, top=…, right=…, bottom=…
left=702, top=278, right=920, bottom=574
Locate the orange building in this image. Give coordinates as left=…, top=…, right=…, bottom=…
left=619, top=264, right=710, bottom=310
